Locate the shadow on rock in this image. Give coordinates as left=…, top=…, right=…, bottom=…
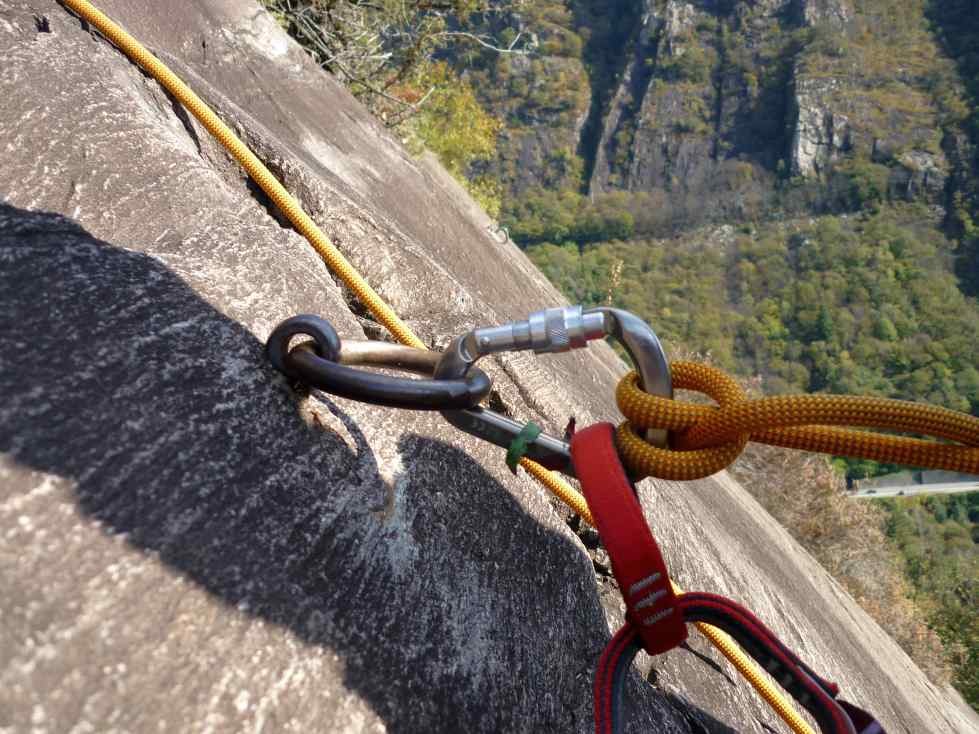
left=0, top=203, right=738, bottom=733
left=0, top=203, right=582, bottom=731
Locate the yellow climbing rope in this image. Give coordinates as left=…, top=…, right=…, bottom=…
left=65, top=0, right=422, bottom=350
left=617, top=362, right=979, bottom=481
left=673, top=578, right=817, bottom=734
left=61, top=2, right=813, bottom=732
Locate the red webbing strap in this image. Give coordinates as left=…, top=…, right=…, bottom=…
left=573, top=422, right=685, bottom=734
left=571, top=423, right=887, bottom=734
left=570, top=422, right=687, bottom=654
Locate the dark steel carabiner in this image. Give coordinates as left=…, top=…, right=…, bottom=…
left=265, top=315, right=492, bottom=411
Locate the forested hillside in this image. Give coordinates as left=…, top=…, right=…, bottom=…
left=267, top=0, right=978, bottom=712
left=448, top=0, right=979, bottom=448
left=879, top=492, right=978, bottom=708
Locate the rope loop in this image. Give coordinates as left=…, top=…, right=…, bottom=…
left=615, top=363, right=748, bottom=480
left=616, top=361, right=979, bottom=480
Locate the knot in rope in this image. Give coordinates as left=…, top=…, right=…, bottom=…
left=615, top=361, right=979, bottom=481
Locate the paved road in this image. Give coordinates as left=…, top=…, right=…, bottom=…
left=850, top=481, right=979, bottom=498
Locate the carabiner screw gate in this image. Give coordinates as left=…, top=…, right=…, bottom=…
left=434, top=306, right=673, bottom=477
left=467, top=306, right=608, bottom=357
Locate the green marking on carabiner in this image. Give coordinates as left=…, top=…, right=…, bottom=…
left=506, top=421, right=543, bottom=474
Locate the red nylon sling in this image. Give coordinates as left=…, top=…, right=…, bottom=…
left=570, top=423, right=886, bottom=734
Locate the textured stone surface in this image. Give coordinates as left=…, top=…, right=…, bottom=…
left=1, top=1, right=977, bottom=733
left=588, top=0, right=786, bottom=225
left=789, top=72, right=851, bottom=178
left=796, top=0, right=852, bottom=30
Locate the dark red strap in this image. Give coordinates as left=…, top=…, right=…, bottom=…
left=572, top=423, right=887, bottom=734
left=677, top=593, right=859, bottom=734
left=838, top=701, right=886, bottom=734
left=570, top=422, right=687, bottom=655
left=593, top=611, right=887, bottom=734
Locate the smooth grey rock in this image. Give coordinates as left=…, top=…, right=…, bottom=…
left=789, top=73, right=851, bottom=178
left=894, top=150, right=949, bottom=200
left=795, top=0, right=852, bottom=31
left=1, top=1, right=976, bottom=733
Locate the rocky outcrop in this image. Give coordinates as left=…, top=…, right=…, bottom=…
left=795, top=0, right=852, bottom=30
left=589, top=0, right=790, bottom=226
left=1, top=1, right=976, bottom=733
left=591, top=0, right=857, bottom=198
left=589, top=0, right=700, bottom=197
left=893, top=150, right=949, bottom=200
left=786, top=62, right=952, bottom=206
left=785, top=0, right=953, bottom=205
left=585, top=0, right=954, bottom=225
left=660, top=0, right=696, bottom=56
left=788, top=72, right=851, bottom=177
left=587, top=0, right=660, bottom=195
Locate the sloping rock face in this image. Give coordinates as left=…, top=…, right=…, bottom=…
left=0, top=2, right=975, bottom=733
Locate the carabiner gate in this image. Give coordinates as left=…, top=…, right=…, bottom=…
left=434, top=306, right=673, bottom=477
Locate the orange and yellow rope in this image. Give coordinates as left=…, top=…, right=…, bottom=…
left=616, top=362, right=979, bottom=480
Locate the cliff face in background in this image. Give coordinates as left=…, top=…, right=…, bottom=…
left=1, top=1, right=978, bottom=732
left=460, top=0, right=973, bottom=231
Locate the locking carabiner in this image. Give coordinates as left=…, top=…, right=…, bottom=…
left=433, top=306, right=673, bottom=477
